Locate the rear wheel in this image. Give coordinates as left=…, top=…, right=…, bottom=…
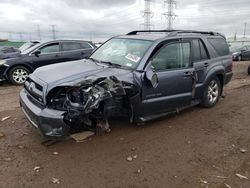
left=9, top=66, right=30, bottom=85
left=201, top=77, right=221, bottom=108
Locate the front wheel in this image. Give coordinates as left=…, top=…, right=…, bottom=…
left=201, top=78, right=221, bottom=108
left=8, top=66, right=30, bottom=85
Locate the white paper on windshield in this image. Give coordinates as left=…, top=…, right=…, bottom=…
left=125, top=53, right=141, bottom=63
left=126, top=63, right=133, bottom=67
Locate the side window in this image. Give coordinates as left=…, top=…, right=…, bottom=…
left=208, top=38, right=229, bottom=56
left=39, top=43, right=60, bottom=54
left=81, top=42, right=92, bottom=49
left=151, top=42, right=191, bottom=71
left=199, top=40, right=209, bottom=60
left=192, top=39, right=209, bottom=62
left=62, top=42, right=81, bottom=51
left=192, top=40, right=201, bottom=62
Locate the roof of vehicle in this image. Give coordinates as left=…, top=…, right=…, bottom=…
left=41, top=39, right=93, bottom=44
left=116, top=30, right=226, bottom=41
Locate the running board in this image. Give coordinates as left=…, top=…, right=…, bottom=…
left=137, top=100, right=200, bottom=122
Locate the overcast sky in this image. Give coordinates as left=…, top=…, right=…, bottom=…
left=0, top=0, right=249, bottom=42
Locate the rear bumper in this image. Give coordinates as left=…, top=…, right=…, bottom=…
left=20, top=89, right=70, bottom=140
left=224, top=71, right=233, bottom=85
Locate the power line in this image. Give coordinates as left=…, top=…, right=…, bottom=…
left=162, top=0, right=177, bottom=30
left=141, top=0, right=154, bottom=30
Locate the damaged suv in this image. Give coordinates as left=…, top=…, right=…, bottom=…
left=20, top=30, right=233, bottom=140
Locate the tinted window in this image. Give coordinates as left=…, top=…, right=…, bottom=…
left=81, top=42, right=92, bottom=49
left=208, top=38, right=229, bottom=56
left=199, top=40, right=209, bottom=60
left=62, top=42, right=81, bottom=51
left=192, top=40, right=201, bottom=62
left=151, top=42, right=191, bottom=71
left=39, top=43, right=60, bottom=54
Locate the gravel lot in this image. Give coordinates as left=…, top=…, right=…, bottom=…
left=0, top=61, right=250, bottom=188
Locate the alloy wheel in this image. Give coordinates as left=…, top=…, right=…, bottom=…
left=12, top=68, right=29, bottom=84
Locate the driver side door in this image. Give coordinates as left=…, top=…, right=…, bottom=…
left=141, top=40, right=195, bottom=116
left=31, top=42, right=63, bottom=69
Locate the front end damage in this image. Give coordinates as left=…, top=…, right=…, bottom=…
left=21, top=76, right=138, bottom=139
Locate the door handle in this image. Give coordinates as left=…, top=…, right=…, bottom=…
left=55, top=54, right=59, bottom=57
left=183, top=71, right=192, bottom=77
left=204, top=62, right=209, bottom=67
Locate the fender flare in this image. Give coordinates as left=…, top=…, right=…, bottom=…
left=4, top=63, right=34, bottom=79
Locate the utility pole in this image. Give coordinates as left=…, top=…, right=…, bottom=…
left=162, top=0, right=177, bottom=30
left=243, top=23, right=247, bottom=45
left=36, top=24, right=41, bottom=41
left=141, top=0, right=154, bottom=30
left=50, top=24, right=56, bottom=40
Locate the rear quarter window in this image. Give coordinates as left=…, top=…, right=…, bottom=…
left=208, top=38, right=229, bottom=56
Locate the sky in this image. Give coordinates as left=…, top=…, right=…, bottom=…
left=0, top=0, right=249, bottom=42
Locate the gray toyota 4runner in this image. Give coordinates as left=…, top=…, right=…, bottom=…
left=20, top=30, right=233, bottom=140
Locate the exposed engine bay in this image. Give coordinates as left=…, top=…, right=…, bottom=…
left=46, top=76, right=138, bottom=135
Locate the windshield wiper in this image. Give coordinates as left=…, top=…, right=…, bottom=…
left=100, top=61, right=122, bottom=68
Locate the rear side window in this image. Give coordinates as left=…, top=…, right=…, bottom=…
left=192, top=39, right=209, bottom=62
left=81, top=42, right=92, bottom=49
left=62, top=42, right=81, bottom=51
left=208, top=38, right=229, bottom=56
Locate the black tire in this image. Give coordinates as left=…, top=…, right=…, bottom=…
left=8, top=66, right=30, bottom=85
left=201, top=77, right=221, bottom=108
left=248, top=65, right=250, bottom=75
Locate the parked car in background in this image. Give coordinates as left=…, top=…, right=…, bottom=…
left=0, top=41, right=40, bottom=60
left=19, top=30, right=233, bottom=140
left=231, top=45, right=250, bottom=61
left=0, top=40, right=96, bottom=84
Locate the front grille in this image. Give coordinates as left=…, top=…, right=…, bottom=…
left=24, top=78, right=44, bottom=104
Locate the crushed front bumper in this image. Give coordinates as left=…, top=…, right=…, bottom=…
left=20, top=89, right=70, bottom=140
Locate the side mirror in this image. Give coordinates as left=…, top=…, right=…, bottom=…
left=33, top=50, right=41, bottom=57
left=145, top=62, right=158, bottom=88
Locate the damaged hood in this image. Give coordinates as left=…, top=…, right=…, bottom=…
left=31, top=59, right=135, bottom=92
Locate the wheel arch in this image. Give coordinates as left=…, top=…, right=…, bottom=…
left=5, top=63, right=34, bottom=79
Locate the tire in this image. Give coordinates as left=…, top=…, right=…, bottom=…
left=248, top=65, right=250, bottom=75
left=201, top=77, right=221, bottom=108
left=8, top=66, right=30, bottom=85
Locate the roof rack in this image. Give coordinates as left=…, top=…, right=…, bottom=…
left=126, top=30, right=225, bottom=39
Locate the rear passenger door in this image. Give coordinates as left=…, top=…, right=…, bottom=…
left=141, top=40, right=195, bottom=116
left=61, top=42, right=84, bottom=62
left=80, top=42, right=95, bottom=58
left=61, top=42, right=94, bottom=62
left=192, top=39, right=210, bottom=83
left=241, top=46, right=250, bottom=60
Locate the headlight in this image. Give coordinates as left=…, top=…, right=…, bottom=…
left=0, top=60, right=6, bottom=65
left=232, top=52, right=239, bottom=56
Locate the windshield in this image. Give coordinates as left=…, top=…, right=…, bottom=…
left=21, top=43, right=41, bottom=55
left=19, top=42, right=39, bottom=52
left=90, top=38, right=153, bottom=69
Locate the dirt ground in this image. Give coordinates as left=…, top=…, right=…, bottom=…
left=0, top=61, right=250, bottom=188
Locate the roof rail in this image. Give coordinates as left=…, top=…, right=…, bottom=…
left=127, top=30, right=178, bottom=35
left=127, top=30, right=225, bottom=39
